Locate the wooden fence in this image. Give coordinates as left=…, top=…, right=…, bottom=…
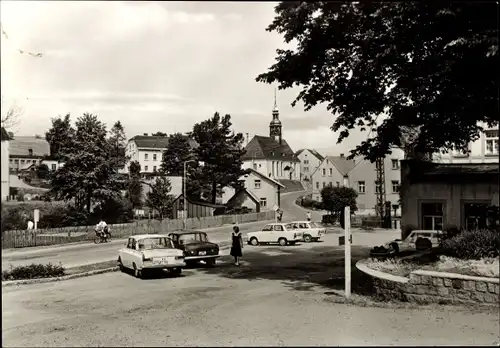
left=1, top=211, right=275, bottom=249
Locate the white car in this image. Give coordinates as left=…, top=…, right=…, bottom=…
left=288, top=221, right=326, bottom=242
left=388, top=230, right=442, bottom=251
left=118, top=234, right=186, bottom=279
left=247, top=223, right=303, bottom=246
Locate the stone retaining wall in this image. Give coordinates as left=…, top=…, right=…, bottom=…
left=357, top=261, right=500, bottom=306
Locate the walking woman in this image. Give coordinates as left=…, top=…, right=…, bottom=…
left=230, top=225, right=243, bottom=266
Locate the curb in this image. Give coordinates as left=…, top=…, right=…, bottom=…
left=2, top=243, right=234, bottom=288
left=2, top=266, right=119, bottom=288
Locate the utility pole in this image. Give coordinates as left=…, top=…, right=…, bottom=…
left=183, top=159, right=196, bottom=230
left=375, top=157, right=387, bottom=227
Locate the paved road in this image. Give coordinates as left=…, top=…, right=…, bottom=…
left=3, top=233, right=498, bottom=347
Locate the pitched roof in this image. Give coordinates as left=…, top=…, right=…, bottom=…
left=174, top=194, right=226, bottom=208
left=325, top=155, right=357, bottom=176
left=1, top=127, right=11, bottom=141
left=9, top=136, right=50, bottom=157
left=243, top=135, right=300, bottom=162
left=130, top=135, right=198, bottom=149
left=295, top=148, right=325, bottom=161
left=227, top=187, right=260, bottom=207
left=248, top=168, right=286, bottom=188
left=420, top=163, right=499, bottom=176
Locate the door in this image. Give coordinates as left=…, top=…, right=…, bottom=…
left=273, top=224, right=285, bottom=242
left=121, top=238, right=135, bottom=268
left=259, top=224, right=274, bottom=242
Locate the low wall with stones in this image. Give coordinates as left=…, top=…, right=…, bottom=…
left=357, top=261, right=500, bottom=306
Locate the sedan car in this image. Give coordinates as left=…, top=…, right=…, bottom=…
left=118, top=234, right=185, bottom=279
left=247, top=223, right=303, bottom=246
left=288, top=221, right=326, bottom=242
left=168, top=231, right=220, bottom=267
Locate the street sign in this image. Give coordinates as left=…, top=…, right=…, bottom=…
left=344, top=206, right=351, bottom=299
left=272, top=204, right=279, bottom=212
left=33, top=209, right=40, bottom=230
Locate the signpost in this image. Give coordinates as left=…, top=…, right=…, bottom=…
left=344, top=206, right=351, bottom=299
left=272, top=204, right=279, bottom=223
left=33, top=209, right=39, bottom=230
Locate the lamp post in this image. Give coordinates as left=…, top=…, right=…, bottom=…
left=183, top=160, right=196, bottom=230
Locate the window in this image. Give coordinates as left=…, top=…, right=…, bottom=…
left=464, top=203, right=491, bottom=230
left=14, top=159, right=18, bottom=163
left=322, top=168, right=326, bottom=176
left=51, top=164, right=56, bottom=170
left=316, top=182, right=319, bottom=189
left=153, top=154, right=157, bottom=161
left=329, top=168, right=333, bottom=176
left=304, top=160, right=309, bottom=164
left=253, top=163, right=257, bottom=170
left=145, top=165, right=149, bottom=171
left=260, top=198, right=267, bottom=207
left=144, top=153, right=149, bottom=161
left=254, top=180, right=261, bottom=189
left=485, top=130, right=499, bottom=155
left=273, top=225, right=284, bottom=231
left=375, top=181, right=382, bottom=194
left=421, top=203, right=444, bottom=230
left=391, top=159, right=399, bottom=170
left=153, top=166, right=157, bottom=172
left=28, top=148, right=33, bottom=156
left=262, top=224, right=273, bottom=231
left=392, top=181, right=399, bottom=193
left=322, top=182, right=326, bottom=188
left=21, top=160, right=25, bottom=163
left=358, top=181, right=366, bottom=194
left=304, top=167, right=309, bottom=172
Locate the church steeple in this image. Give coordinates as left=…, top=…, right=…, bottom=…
left=269, top=88, right=282, bottom=144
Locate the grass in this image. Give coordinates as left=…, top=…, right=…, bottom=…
left=65, top=260, right=118, bottom=275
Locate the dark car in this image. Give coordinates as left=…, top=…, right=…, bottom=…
left=168, top=231, right=220, bottom=267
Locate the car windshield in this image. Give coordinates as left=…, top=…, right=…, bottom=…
left=178, top=233, right=208, bottom=245
left=138, top=237, right=174, bottom=250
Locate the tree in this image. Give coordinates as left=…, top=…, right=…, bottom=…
left=257, top=2, right=498, bottom=161
left=128, top=161, right=143, bottom=208
left=50, top=113, right=124, bottom=213
left=152, top=132, right=168, bottom=136
left=108, top=121, right=128, bottom=170
left=45, top=114, right=75, bottom=161
left=35, top=164, right=49, bottom=180
left=145, top=176, right=175, bottom=219
left=1, top=95, right=22, bottom=132
left=160, top=133, right=193, bottom=176
left=191, top=112, right=247, bottom=204
left=320, top=186, right=358, bottom=218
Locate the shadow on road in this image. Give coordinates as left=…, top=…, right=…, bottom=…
left=196, top=245, right=375, bottom=297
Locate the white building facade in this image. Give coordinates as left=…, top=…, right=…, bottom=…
left=295, top=148, right=324, bottom=182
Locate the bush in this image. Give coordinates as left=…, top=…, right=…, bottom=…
left=2, top=263, right=65, bottom=281
left=440, top=229, right=500, bottom=260
left=312, top=201, right=324, bottom=210
left=1, top=206, right=28, bottom=231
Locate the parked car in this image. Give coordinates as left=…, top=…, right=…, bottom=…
left=373, top=229, right=441, bottom=255
left=118, top=234, right=185, bottom=279
left=288, top=221, right=326, bottom=242
left=168, top=231, right=220, bottom=267
left=247, top=223, right=303, bottom=246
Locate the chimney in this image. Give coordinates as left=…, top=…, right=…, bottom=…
left=143, top=133, right=148, bottom=136
left=340, top=153, right=344, bottom=158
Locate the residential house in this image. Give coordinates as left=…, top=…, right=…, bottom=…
left=222, top=168, right=285, bottom=212
left=41, top=158, right=65, bottom=171
left=8, top=135, right=50, bottom=171
left=311, top=148, right=405, bottom=215
left=399, top=159, right=499, bottom=239
left=1, top=127, right=11, bottom=201
left=125, top=133, right=197, bottom=175
left=433, top=126, right=499, bottom=164
left=295, top=148, right=324, bottom=182
left=241, top=97, right=301, bottom=181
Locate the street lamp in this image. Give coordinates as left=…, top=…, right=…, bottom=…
left=183, top=159, right=196, bottom=230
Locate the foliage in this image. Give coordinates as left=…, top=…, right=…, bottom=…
left=1, top=95, right=22, bottom=132
left=49, top=113, right=125, bottom=213
left=35, top=164, right=50, bottom=180
left=38, top=204, right=91, bottom=229
left=145, top=176, right=175, bottom=219
left=440, top=229, right=500, bottom=260
left=152, top=131, right=168, bottom=136
left=128, top=161, right=143, bottom=208
left=257, top=2, right=498, bottom=161
left=191, top=112, right=248, bottom=203
left=45, top=113, right=75, bottom=161
left=1, top=205, right=28, bottom=231
left=92, top=196, right=134, bottom=224
left=320, top=186, right=357, bottom=214
left=2, top=263, right=65, bottom=281
left=107, top=121, right=128, bottom=170
left=160, top=132, right=193, bottom=176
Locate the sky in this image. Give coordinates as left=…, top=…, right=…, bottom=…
left=1, top=1, right=369, bottom=156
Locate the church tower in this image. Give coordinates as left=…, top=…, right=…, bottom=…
left=269, top=88, right=282, bottom=144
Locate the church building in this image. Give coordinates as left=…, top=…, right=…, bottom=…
left=242, top=93, right=301, bottom=181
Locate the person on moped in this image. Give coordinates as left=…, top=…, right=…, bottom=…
left=95, top=220, right=108, bottom=238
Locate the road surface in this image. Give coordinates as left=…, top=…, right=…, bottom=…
left=3, top=233, right=498, bottom=347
